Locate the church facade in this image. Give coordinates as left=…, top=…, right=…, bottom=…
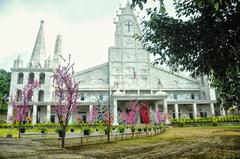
left=7, top=3, right=217, bottom=125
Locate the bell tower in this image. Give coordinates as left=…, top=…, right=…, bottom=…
left=109, top=1, right=151, bottom=94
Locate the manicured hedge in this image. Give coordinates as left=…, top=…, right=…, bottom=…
left=171, top=115, right=240, bottom=127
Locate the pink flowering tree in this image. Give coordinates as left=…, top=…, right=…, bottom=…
left=87, top=105, right=98, bottom=125
left=11, top=80, right=40, bottom=124
left=120, top=101, right=139, bottom=138
left=95, top=101, right=114, bottom=142
left=52, top=55, right=79, bottom=148
left=155, top=108, right=166, bottom=124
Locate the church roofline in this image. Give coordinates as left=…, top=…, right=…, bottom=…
left=11, top=67, right=54, bottom=72
left=151, top=65, right=199, bottom=83
left=74, top=62, right=108, bottom=77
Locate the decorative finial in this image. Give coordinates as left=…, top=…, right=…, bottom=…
left=41, top=20, right=44, bottom=24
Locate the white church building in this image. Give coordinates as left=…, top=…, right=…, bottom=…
left=7, top=2, right=217, bottom=125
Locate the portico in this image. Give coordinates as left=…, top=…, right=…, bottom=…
left=167, top=100, right=216, bottom=119
left=112, top=90, right=169, bottom=125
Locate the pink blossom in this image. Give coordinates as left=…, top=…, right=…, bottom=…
left=121, top=101, right=139, bottom=125
left=155, top=108, right=166, bottom=124
left=87, top=105, right=98, bottom=124
left=52, top=56, right=79, bottom=127
left=12, top=80, right=40, bottom=123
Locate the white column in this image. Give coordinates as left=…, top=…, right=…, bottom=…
left=174, top=104, right=179, bottom=119
left=47, top=105, right=51, bottom=122
left=89, top=105, right=93, bottom=112
left=192, top=103, right=197, bottom=118
left=113, top=99, right=118, bottom=125
left=163, top=98, right=168, bottom=114
left=32, top=105, right=37, bottom=125
left=210, top=103, right=215, bottom=116
left=7, top=105, right=13, bottom=124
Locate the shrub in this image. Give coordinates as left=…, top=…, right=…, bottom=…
left=212, top=120, right=218, bottom=126
left=39, top=127, right=47, bottom=133
left=179, top=121, right=185, bottom=127
left=118, top=125, right=125, bottom=133
left=131, top=127, right=135, bottom=132
left=143, top=127, right=147, bottom=132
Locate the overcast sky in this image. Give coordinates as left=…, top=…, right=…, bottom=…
left=0, top=0, right=175, bottom=72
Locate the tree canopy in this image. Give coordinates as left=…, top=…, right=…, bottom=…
left=0, top=69, right=10, bottom=111
left=131, top=0, right=240, bottom=109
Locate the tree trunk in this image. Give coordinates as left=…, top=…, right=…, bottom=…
left=107, top=125, right=110, bottom=142
left=131, top=125, right=134, bottom=139
left=61, top=128, right=66, bottom=148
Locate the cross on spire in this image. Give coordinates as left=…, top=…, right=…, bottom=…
left=125, top=21, right=133, bottom=32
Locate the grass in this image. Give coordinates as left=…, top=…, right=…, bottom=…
left=0, top=127, right=83, bottom=138
left=0, top=126, right=240, bottom=158
left=66, top=126, right=240, bottom=159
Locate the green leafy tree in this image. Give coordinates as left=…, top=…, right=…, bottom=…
left=131, top=0, right=240, bottom=110
left=0, top=69, right=11, bottom=111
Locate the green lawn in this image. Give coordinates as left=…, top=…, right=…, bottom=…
left=0, top=127, right=83, bottom=138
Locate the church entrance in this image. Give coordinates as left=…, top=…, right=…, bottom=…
left=139, top=104, right=150, bottom=124
left=117, top=100, right=154, bottom=124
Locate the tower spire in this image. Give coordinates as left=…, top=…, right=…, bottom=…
left=29, top=20, right=46, bottom=68
left=53, top=34, right=62, bottom=68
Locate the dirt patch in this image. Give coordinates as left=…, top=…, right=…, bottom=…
left=67, top=127, right=240, bottom=159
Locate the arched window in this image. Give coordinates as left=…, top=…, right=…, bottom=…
left=39, top=73, right=45, bottom=84
left=17, top=73, right=24, bottom=84
left=191, top=93, right=195, bottom=99
left=38, top=90, right=44, bottom=102
left=173, top=93, right=178, bottom=100
left=28, top=72, right=34, bottom=83
left=16, top=90, right=22, bottom=102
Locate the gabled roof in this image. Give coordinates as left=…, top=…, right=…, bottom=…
left=74, top=63, right=108, bottom=77
left=151, top=65, right=199, bottom=83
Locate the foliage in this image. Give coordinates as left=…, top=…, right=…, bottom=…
left=156, top=108, right=167, bottom=124
left=120, top=101, right=139, bottom=125
left=11, top=80, right=40, bottom=123
left=131, top=0, right=231, bottom=11
left=38, top=127, right=47, bottom=133
left=118, top=124, right=125, bottom=133
left=0, top=69, right=10, bottom=111
left=149, top=107, right=167, bottom=124
left=131, top=0, right=240, bottom=109
left=52, top=55, right=79, bottom=147
left=171, top=115, right=240, bottom=127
